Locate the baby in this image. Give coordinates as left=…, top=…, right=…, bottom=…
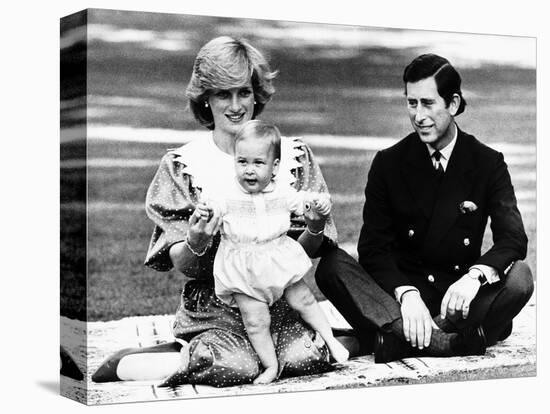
left=198, top=120, right=349, bottom=384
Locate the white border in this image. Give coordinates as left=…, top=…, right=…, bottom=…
left=3, top=0, right=547, bottom=413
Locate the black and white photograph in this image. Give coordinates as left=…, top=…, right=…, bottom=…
left=3, top=0, right=548, bottom=413
left=59, top=7, right=536, bottom=405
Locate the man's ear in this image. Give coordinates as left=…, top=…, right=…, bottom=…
left=449, top=93, right=461, bottom=116
left=272, top=158, right=280, bottom=177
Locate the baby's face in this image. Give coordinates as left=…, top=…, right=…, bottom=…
left=234, top=137, right=279, bottom=194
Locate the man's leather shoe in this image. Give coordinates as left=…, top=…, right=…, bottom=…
left=453, top=325, right=487, bottom=356
left=497, top=322, right=513, bottom=342
left=374, top=325, right=486, bottom=363
left=373, top=331, right=417, bottom=363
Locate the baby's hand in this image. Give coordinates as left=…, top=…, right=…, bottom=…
left=310, top=193, right=331, bottom=217
left=194, top=202, right=213, bottom=222
left=303, top=192, right=331, bottom=216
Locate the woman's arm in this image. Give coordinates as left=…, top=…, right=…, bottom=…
left=287, top=137, right=337, bottom=256
left=144, top=153, right=219, bottom=275
left=293, top=192, right=330, bottom=257
left=169, top=241, right=202, bottom=273
left=297, top=210, right=326, bottom=257
left=169, top=203, right=221, bottom=272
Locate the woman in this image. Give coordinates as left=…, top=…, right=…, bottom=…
left=92, top=36, right=343, bottom=387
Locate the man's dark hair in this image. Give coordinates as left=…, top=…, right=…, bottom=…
left=403, top=53, right=467, bottom=116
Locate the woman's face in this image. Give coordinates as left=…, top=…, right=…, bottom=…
left=207, top=82, right=255, bottom=138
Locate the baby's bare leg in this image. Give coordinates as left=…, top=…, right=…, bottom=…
left=233, top=293, right=278, bottom=384
left=284, top=280, right=349, bottom=363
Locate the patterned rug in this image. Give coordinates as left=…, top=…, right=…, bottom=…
left=60, top=298, right=536, bottom=405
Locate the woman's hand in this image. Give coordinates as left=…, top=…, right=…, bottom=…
left=303, top=193, right=329, bottom=233
left=171, top=202, right=221, bottom=272
left=187, top=202, right=221, bottom=252
left=298, top=193, right=329, bottom=257
left=303, top=205, right=326, bottom=233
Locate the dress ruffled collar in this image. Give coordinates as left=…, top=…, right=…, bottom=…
left=168, top=134, right=305, bottom=195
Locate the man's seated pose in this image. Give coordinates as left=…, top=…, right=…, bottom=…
left=316, top=53, right=533, bottom=362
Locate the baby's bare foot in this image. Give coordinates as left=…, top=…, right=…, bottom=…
left=253, top=366, right=278, bottom=384
left=328, top=339, right=350, bottom=363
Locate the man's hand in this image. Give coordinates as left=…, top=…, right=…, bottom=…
left=440, top=275, right=481, bottom=320
left=400, top=291, right=438, bottom=349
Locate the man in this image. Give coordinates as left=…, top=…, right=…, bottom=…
left=316, top=54, right=533, bottom=362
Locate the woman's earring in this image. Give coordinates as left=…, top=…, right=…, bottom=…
left=254, top=101, right=257, bottom=105
left=204, top=101, right=209, bottom=108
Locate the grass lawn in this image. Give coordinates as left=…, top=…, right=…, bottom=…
left=60, top=14, right=536, bottom=321
left=61, top=137, right=536, bottom=321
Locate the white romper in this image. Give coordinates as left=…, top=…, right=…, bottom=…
left=208, top=180, right=312, bottom=307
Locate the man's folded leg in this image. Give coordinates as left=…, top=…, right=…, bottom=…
left=315, top=247, right=402, bottom=353
left=315, top=247, right=488, bottom=362
left=447, top=261, right=534, bottom=346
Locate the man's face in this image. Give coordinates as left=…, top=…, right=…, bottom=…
left=406, top=76, right=458, bottom=150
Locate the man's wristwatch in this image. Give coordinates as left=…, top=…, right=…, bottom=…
left=467, top=268, right=487, bottom=285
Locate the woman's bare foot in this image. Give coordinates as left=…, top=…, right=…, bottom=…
left=253, top=366, right=278, bottom=384
left=327, top=338, right=350, bottom=363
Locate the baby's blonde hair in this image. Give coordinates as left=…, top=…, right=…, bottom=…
left=234, top=120, right=281, bottom=161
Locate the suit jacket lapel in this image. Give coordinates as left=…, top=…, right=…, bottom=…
left=424, top=129, right=476, bottom=248
left=402, top=135, right=440, bottom=219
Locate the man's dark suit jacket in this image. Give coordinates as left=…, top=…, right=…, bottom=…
left=357, top=128, right=527, bottom=313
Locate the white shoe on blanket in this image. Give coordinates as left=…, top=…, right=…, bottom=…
left=158, top=339, right=190, bottom=388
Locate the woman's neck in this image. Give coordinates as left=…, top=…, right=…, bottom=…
left=212, top=130, right=235, bottom=155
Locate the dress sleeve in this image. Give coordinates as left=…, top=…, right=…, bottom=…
left=288, top=139, right=338, bottom=247
left=144, top=152, right=199, bottom=272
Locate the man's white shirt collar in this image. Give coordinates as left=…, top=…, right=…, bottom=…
left=426, top=125, right=458, bottom=171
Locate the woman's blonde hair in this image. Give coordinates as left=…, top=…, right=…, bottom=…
left=186, top=36, right=278, bottom=130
